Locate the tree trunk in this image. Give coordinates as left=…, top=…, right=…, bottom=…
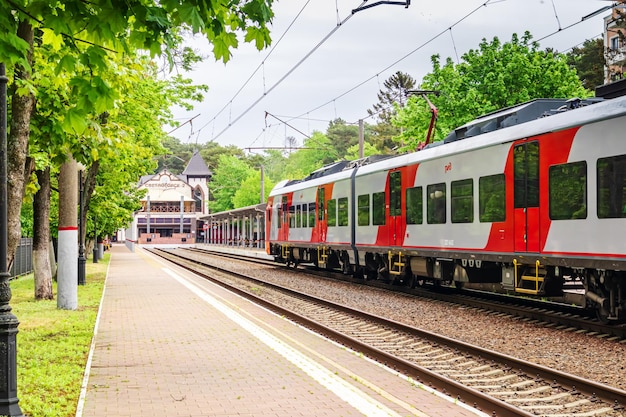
left=33, top=167, right=53, bottom=300
left=7, top=19, right=35, bottom=269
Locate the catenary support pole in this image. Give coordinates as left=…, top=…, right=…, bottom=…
left=58, top=157, right=78, bottom=310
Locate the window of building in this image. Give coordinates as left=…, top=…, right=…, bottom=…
left=479, top=174, right=506, bottom=222
left=610, top=35, right=620, bottom=51
left=427, top=183, right=446, bottom=224
left=451, top=179, right=473, bottom=223
left=549, top=161, right=587, bottom=220
left=406, top=186, right=423, bottom=224
left=327, top=199, right=337, bottom=227
left=598, top=154, right=626, bottom=218
left=193, top=187, right=203, bottom=212
left=373, top=192, right=386, bottom=225
left=358, top=194, right=370, bottom=226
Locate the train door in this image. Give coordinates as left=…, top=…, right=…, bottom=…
left=513, top=141, right=540, bottom=252
left=317, top=186, right=327, bottom=242
left=388, top=170, right=402, bottom=246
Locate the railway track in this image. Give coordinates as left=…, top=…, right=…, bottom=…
left=184, top=246, right=626, bottom=340
left=149, top=247, right=626, bottom=417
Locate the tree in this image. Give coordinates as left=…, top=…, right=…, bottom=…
left=566, top=38, right=605, bottom=90
left=326, top=118, right=358, bottom=158
left=0, top=0, right=275, bottom=268
left=394, top=32, right=589, bottom=151
left=232, top=170, right=275, bottom=208
left=368, top=71, right=415, bottom=153
left=210, top=155, right=254, bottom=212
left=282, top=132, right=338, bottom=180
left=368, top=71, right=416, bottom=124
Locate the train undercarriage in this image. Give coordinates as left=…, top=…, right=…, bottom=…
left=270, top=243, right=626, bottom=323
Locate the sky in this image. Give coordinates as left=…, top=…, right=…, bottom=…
left=167, top=0, right=613, bottom=153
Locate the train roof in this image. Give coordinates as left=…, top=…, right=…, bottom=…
left=269, top=95, right=626, bottom=196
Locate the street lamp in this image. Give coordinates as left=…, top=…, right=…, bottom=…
left=77, top=165, right=86, bottom=285
left=0, top=63, right=24, bottom=416
left=92, top=215, right=98, bottom=263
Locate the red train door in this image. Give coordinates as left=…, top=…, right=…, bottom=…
left=388, top=170, right=402, bottom=246
left=513, top=141, right=540, bottom=252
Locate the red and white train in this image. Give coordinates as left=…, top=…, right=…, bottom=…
left=266, top=96, right=626, bottom=322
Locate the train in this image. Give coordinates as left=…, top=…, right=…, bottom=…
left=265, top=94, right=626, bottom=322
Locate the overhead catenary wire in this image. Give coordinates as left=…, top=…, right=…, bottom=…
left=208, top=1, right=368, bottom=142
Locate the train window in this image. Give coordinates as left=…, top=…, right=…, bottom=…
left=358, top=194, right=370, bottom=226
left=373, top=192, right=386, bottom=225
left=451, top=179, right=473, bottom=223
left=318, top=188, right=325, bottom=221
left=406, top=186, right=423, bottom=224
left=327, top=199, right=337, bottom=227
left=302, top=204, right=308, bottom=228
left=295, top=205, right=301, bottom=228
left=308, top=202, right=316, bottom=227
left=338, top=197, right=349, bottom=226
left=389, top=171, right=402, bottom=217
left=549, top=161, right=587, bottom=220
left=427, top=183, right=446, bottom=224
left=514, top=142, right=539, bottom=208
left=479, top=174, right=506, bottom=222
left=597, top=154, right=626, bottom=218
left=289, top=205, right=296, bottom=228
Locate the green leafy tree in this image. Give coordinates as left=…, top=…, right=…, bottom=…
left=566, top=38, right=605, bottom=90
left=0, top=0, right=275, bottom=266
left=210, top=155, right=253, bottom=212
left=282, top=132, right=338, bottom=180
left=395, top=32, right=589, bottom=151
left=232, top=170, right=276, bottom=208
left=344, top=142, right=379, bottom=160
left=326, top=118, right=358, bottom=158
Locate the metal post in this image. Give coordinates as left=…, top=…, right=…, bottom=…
left=77, top=170, right=86, bottom=285
left=0, top=63, right=24, bottom=416
left=92, top=215, right=98, bottom=263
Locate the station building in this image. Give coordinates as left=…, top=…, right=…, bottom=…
left=129, top=151, right=211, bottom=245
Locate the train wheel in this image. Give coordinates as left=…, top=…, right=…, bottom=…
left=454, top=281, right=465, bottom=290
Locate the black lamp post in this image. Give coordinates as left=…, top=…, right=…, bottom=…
left=77, top=168, right=86, bottom=285
left=92, top=215, right=98, bottom=263
left=0, top=63, right=24, bottom=416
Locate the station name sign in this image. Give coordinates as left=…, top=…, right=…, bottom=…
left=144, top=182, right=184, bottom=189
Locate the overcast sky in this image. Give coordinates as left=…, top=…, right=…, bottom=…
left=167, top=0, right=612, bottom=152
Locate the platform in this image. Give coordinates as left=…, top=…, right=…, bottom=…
left=77, top=244, right=487, bottom=417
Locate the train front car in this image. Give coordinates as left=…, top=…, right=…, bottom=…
left=351, top=96, right=626, bottom=322
left=267, top=96, right=626, bottom=322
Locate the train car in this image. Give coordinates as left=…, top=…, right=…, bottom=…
left=266, top=96, right=626, bottom=322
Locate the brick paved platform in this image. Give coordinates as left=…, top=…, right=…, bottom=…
left=77, top=244, right=487, bottom=417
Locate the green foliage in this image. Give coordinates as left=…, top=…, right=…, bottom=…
left=326, top=118, right=359, bottom=157
left=282, top=131, right=338, bottom=180
left=210, top=155, right=254, bottom=212
left=394, top=32, right=589, bottom=151
left=566, top=38, right=605, bottom=90
left=344, top=142, right=380, bottom=160
left=232, top=170, right=275, bottom=208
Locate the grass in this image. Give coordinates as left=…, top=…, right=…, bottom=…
left=11, top=253, right=109, bottom=417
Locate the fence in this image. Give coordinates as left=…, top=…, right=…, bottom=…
left=10, top=238, right=33, bottom=278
